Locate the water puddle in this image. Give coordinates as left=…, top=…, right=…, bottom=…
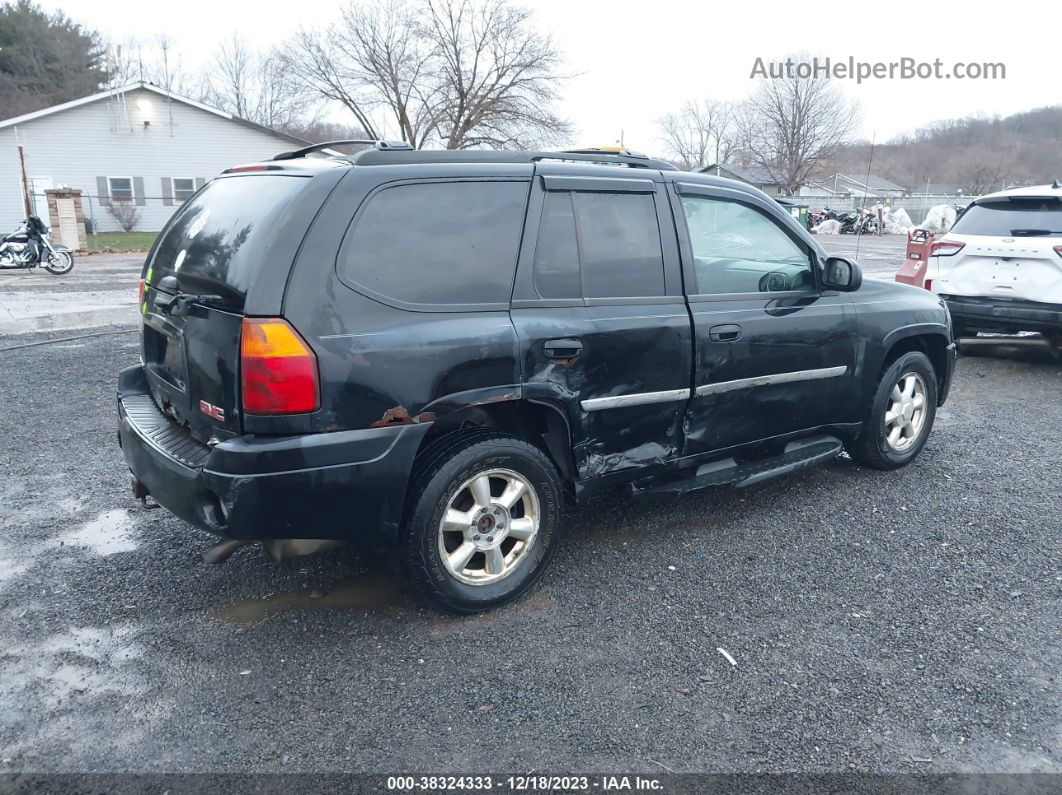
left=214, top=571, right=405, bottom=625
left=58, top=509, right=136, bottom=556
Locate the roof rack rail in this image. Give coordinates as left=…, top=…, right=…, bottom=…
left=346, top=147, right=678, bottom=170
left=274, top=139, right=413, bottom=161
left=532, top=149, right=677, bottom=170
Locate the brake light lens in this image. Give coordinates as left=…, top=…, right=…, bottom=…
left=224, top=164, right=281, bottom=173
left=924, top=279, right=933, bottom=292
left=930, top=241, right=965, bottom=257
left=138, top=278, right=146, bottom=302
left=240, top=318, right=319, bottom=414
left=1054, top=245, right=1062, bottom=259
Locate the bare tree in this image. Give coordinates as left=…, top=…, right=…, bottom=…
left=426, top=0, right=572, bottom=149
left=333, top=0, right=440, bottom=147
left=104, top=35, right=194, bottom=94
left=658, top=99, right=734, bottom=171
left=202, top=35, right=318, bottom=129
left=106, top=201, right=141, bottom=232
left=282, top=0, right=571, bottom=149
left=281, top=120, right=369, bottom=143
left=735, top=61, right=859, bottom=194
left=281, top=0, right=429, bottom=144
left=951, top=145, right=1015, bottom=195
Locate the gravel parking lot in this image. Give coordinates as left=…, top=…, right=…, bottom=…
left=0, top=313, right=1059, bottom=775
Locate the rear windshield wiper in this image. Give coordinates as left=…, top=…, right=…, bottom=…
left=1009, top=228, right=1058, bottom=236
left=154, top=290, right=226, bottom=316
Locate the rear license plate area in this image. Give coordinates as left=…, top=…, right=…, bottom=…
left=143, top=315, right=187, bottom=392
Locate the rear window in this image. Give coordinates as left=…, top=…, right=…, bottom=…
left=149, top=175, right=308, bottom=306
left=951, top=198, right=1062, bottom=237
left=338, top=181, right=529, bottom=309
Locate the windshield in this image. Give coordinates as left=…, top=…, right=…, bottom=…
left=148, top=174, right=309, bottom=307
left=951, top=198, right=1062, bottom=237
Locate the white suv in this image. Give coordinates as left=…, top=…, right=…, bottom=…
left=925, top=183, right=1062, bottom=348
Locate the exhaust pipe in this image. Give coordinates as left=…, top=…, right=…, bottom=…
left=202, top=539, right=251, bottom=564
left=202, top=538, right=343, bottom=564
left=130, top=474, right=159, bottom=509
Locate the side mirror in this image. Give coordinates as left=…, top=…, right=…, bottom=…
left=823, top=256, right=863, bottom=292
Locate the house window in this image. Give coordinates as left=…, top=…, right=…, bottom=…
left=108, top=177, right=133, bottom=203
left=172, top=178, right=196, bottom=203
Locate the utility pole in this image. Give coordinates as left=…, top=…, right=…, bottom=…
left=17, top=144, right=32, bottom=217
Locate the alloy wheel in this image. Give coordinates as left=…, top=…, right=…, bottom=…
left=884, top=372, right=928, bottom=452
left=437, top=468, right=540, bottom=586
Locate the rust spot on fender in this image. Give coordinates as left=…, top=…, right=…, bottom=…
left=371, top=406, right=413, bottom=428
left=372, top=407, right=437, bottom=426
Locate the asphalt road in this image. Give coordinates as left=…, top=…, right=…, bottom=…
left=820, top=233, right=908, bottom=278
left=0, top=254, right=140, bottom=336
left=0, top=324, right=1059, bottom=776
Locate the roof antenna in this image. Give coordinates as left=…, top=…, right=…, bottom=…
left=1053, top=178, right=1061, bottom=189
left=854, top=131, right=876, bottom=261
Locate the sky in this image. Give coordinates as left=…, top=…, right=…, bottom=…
left=48, top=0, right=1062, bottom=153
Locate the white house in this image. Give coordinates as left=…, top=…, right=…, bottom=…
left=0, top=82, right=307, bottom=235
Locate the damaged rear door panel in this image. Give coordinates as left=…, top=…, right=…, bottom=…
left=510, top=166, right=693, bottom=480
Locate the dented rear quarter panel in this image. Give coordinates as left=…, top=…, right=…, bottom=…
left=282, top=163, right=528, bottom=433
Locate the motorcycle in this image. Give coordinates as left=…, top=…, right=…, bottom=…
left=836, top=210, right=860, bottom=234
left=0, top=216, right=75, bottom=275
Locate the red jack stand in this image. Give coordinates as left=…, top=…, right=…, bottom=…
left=895, top=229, right=934, bottom=288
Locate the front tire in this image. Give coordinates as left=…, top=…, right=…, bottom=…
left=846, top=351, right=938, bottom=470
left=400, top=431, right=565, bottom=613
left=45, top=251, right=74, bottom=275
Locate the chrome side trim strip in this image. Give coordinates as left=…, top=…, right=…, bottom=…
left=581, top=388, right=691, bottom=412
left=695, top=365, right=848, bottom=397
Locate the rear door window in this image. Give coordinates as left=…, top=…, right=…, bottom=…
left=951, top=199, right=1062, bottom=237
left=338, top=180, right=529, bottom=309
left=532, top=191, right=582, bottom=299
left=530, top=190, right=666, bottom=300
left=575, top=192, right=665, bottom=298
left=150, top=174, right=309, bottom=308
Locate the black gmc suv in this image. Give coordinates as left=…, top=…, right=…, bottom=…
left=117, top=143, right=956, bottom=613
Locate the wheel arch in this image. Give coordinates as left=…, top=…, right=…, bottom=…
left=880, top=325, right=951, bottom=402
left=412, top=395, right=577, bottom=489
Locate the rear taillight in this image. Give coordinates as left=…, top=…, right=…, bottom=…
left=924, top=279, right=933, bottom=292
left=138, top=278, right=145, bottom=302
left=930, top=241, right=965, bottom=257
left=1054, top=245, right=1062, bottom=259
left=240, top=318, right=319, bottom=415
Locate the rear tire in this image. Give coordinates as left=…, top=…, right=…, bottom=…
left=400, top=431, right=564, bottom=613
left=846, top=351, right=937, bottom=470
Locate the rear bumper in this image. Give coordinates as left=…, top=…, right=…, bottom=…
left=943, top=294, right=1062, bottom=335
left=116, top=365, right=431, bottom=548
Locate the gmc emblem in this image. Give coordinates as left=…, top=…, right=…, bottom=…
left=199, top=400, right=225, bottom=422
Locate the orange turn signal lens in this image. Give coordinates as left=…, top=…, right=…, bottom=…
left=240, top=318, right=319, bottom=415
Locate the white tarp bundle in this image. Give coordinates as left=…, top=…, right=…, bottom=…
left=884, top=208, right=915, bottom=234
left=919, top=204, right=957, bottom=233
left=812, top=219, right=842, bottom=235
